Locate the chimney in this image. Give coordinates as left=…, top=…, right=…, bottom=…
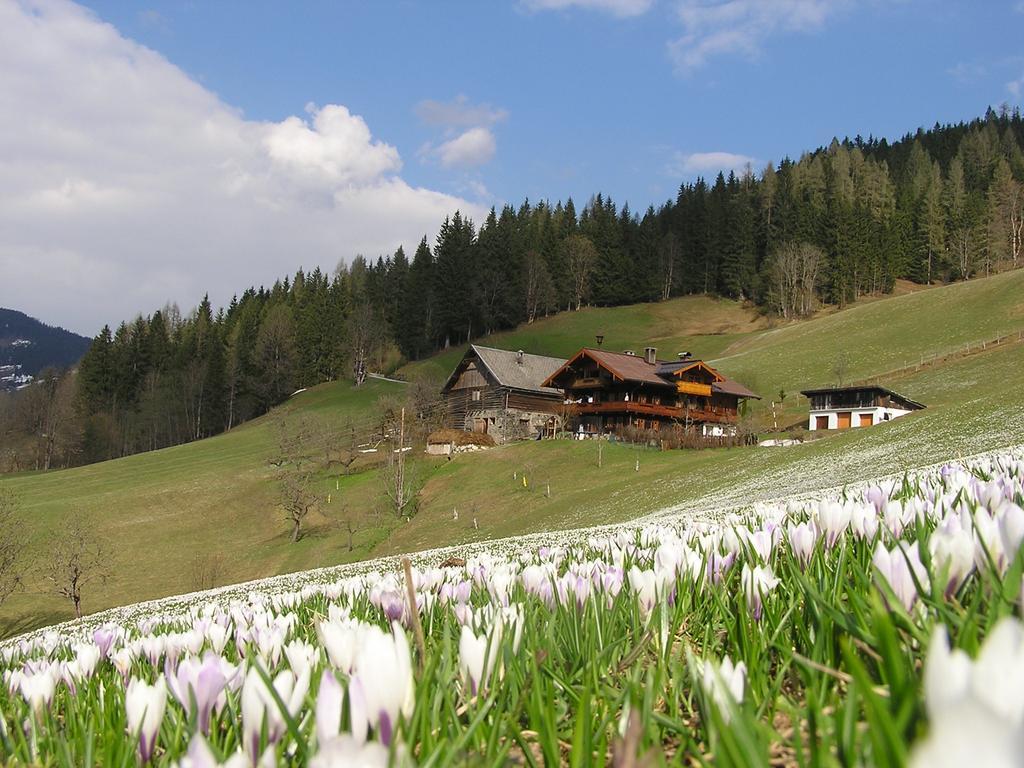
left=516, top=349, right=524, bottom=365
left=677, top=351, right=692, bottom=361
left=644, top=346, right=657, bottom=365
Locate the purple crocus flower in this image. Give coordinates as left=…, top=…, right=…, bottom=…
left=93, top=626, right=117, bottom=658
left=706, top=551, right=736, bottom=586
left=166, top=652, right=234, bottom=734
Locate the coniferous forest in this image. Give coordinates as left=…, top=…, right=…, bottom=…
left=2, top=110, right=1023, bottom=470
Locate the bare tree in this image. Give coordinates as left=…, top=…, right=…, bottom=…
left=316, top=417, right=360, bottom=475
left=565, top=234, right=598, bottom=311
left=658, top=232, right=680, bottom=301
left=45, top=514, right=109, bottom=619
left=832, top=352, right=850, bottom=387
left=522, top=250, right=553, bottom=324
left=224, top=323, right=243, bottom=431
left=383, top=407, right=416, bottom=518
left=15, top=368, right=79, bottom=470
left=254, top=304, right=297, bottom=405
left=189, top=552, right=227, bottom=591
left=279, top=468, right=320, bottom=543
left=348, top=301, right=388, bottom=386
left=768, top=242, right=821, bottom=319
left=406, top=374, right=447, bottom=443
left=267, top=411, right=323, bottom=543
left=987, top=159, right=1023, bottom=269
left=0, top=489, right=24, bottom=607
left=268, top=411, right=317, bottom=468
left=330, top=502, right=365, bottom=553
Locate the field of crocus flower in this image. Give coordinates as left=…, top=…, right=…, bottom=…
left=2, top=446, right=1023, bottom=767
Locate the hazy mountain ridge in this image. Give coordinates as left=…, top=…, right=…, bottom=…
left=0, top=309, right=91, bottom=391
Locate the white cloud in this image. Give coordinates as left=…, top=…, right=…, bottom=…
left=668, top=0, right=848, bottom=73
left=415, top=95, right=508, bottom=129
left=425, top=127, right=498, bottom=169
left=0, top=0, right=485, bottom=334
left=948, top=61, right=987, bottom=84
left=668, top=150, right=757, bottom=177
left=262, top=104, right=401, bottom=187
left=1009, top=72, right=1024, bottom=100
left=415, top=96, right=505, bottom=171
left=521, top=0, right=654, bottom=17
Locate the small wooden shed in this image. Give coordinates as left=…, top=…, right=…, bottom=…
left=440, top=345, right=567, bottom=443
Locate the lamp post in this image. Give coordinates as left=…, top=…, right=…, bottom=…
left=595, top=333, right=604, bottom=347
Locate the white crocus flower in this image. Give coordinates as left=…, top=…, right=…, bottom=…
left=786, top=520, right=817, bottom=568
left=310, top=735, right=389, bottom=768
left=315, top=670, right=344, bottom=748
left=701, top=655, right=746, bottom=723
left=348, top=622, right=415, bottom=746
left=284, top=639, right=319, bottom=675
left=241, top=664, right=310, bottom=760
left=317, top=617, right=365, bottom=674
left=627, top=567, right=665, bottom=617
left=816, top=500, right=851, bottom=548
left=19, top=666, right=57, bottom=715
left=206, top=623, right=230, bottom=655
left=850, top=504, right=879, bottom=540
left=73, top=643, right=101, bottom=679
left=125, top=674, right=168, bottom=763
left=740, top=564, right=778, bottom=621
left=172, top=733, right=254, bottom=768
left=929, top=523, right=975, bottom=598
left=459, top=624, right=500, bottom=697
left=910, top=619, right=1024, bottom=767
left=872, top=541, right=928, bottom=612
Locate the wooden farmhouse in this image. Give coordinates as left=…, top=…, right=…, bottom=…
left=541, top=347, right=760, bottom=438
left=440, top=345, right=567, bottom=443
left=800, top=385, right=925, bottom=431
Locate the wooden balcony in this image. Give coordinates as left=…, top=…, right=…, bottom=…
left=568, top=400, right=736, bottom=424
left=676, top=381, right=713, bottom=396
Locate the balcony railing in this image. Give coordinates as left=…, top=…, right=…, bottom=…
left=567, top=400, right=736, bottom=423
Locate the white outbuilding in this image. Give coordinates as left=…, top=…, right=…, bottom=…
left=800, top=385, right=925, bottom=431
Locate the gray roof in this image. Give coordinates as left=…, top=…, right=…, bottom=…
left=457, top=345, right=567, bottom=395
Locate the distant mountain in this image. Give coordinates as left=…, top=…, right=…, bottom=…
left=0, top=309, right=92, bottom=391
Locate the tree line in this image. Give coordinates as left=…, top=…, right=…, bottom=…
left=1, top=109, right=1022, bottom=470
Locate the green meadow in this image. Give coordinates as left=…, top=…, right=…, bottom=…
left=3, top=269, right=1024, bottom=635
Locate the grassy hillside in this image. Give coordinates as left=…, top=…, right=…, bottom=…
left=712, top=268, right=1024, bottom=404
left=383, top=337, right=1024, bottom=556
left=0, top=378, right=407, bottom=636
left=2, top=271, right=1024, bottom=635
left=399, top=292, right=769, bottom=381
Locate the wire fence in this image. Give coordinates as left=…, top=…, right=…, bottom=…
left=850, top=328, right=1024, bottom=387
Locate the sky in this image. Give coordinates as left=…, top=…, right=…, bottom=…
left=1, top=0, right=1022, bottom=336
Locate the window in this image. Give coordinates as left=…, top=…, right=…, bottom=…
left=471, top=390, right=481, bottom=402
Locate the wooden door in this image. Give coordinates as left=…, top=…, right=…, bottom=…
left=815, top=415, right=829, bottom=430
left=837, top=412, right=852, bottom=429
left=858, top=413, right=873, bottom=427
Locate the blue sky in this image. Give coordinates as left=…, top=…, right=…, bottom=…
left=1, top=0, right=1022, bottom=334
left=85, top=0, right=1024, bottom=209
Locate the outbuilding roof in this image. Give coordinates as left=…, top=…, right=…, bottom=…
left=713, top=379, right=762, bottom=400
left=443, top=345, right=567, bottom=395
